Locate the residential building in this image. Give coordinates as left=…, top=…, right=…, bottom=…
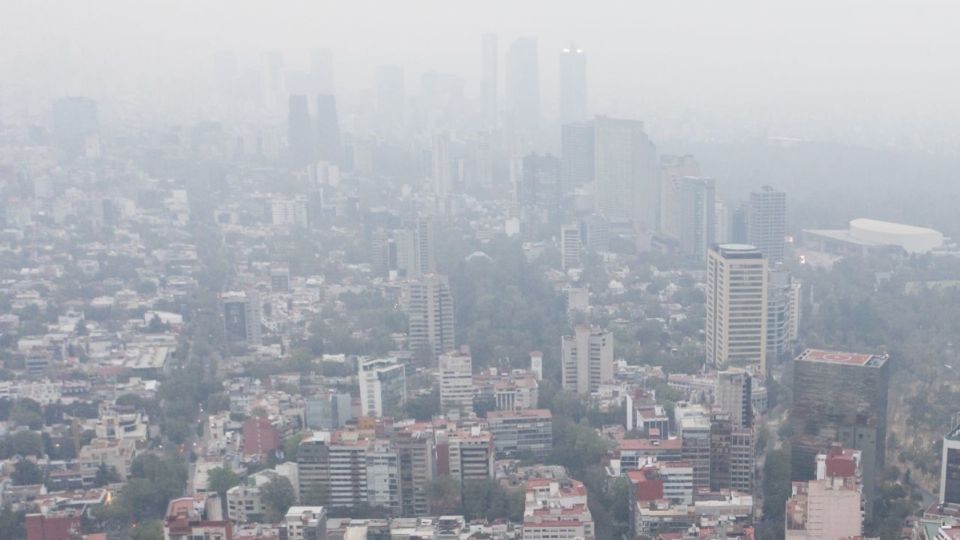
left=358, top=357, right=407, bottom=418
left=523, top=479, right=594, bottom=540
left=283, top=506, right=327, bottom=540
left=560, top=223, right=582, bottom=271
left=487, top=409, right=553, bottom=459
left=593, top=116, right=658, bottom=230
left=222, top=290, right=262, bottom=347
left=716, top=369, right=753, bottom=430
left=402, top=274, right=455, bottom=359
left=705, top=244, right=768, bottom=376
left=439, top=349, right=474, bottom=415
left=785, top=446, right=863, bottom=540
left=164, top=494, right=231, bottom=540
left=561, top=325, right=613, bottom=394
left=395, top=426, right=436, bottom=517
left=674, top=403, right=711, bottom=491
left=748, top=186, right=787, bottom=263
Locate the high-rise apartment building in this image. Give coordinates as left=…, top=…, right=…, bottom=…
left=222, top=290, right=262, bottom=347
left=358, top=357, right=407, bottom=418
left=481, top=33, right=498, bottom=128
left=439, top=349, right=474, bottom=414
left=396, top=217, right=436, bottom=278
left=561, top=326, right=613, bottom=394
left=790, top=349, right=889, bottom=518
left=402, top=273, right=455, bottom=359
left=561, top=121, right=595, bottom=192
left=446, top=428, right=495, bottom=485
left=559, top=44, right=587, bottom=125
left=394, top=427, right=436, bottom=517
left=705, top=244, right=768, bottom=376
left=506, top=38, right=540, bottom=135
left=717, top=368, right=753, bottom=430
left=288, top=94, right=315, bottom=168
left=748, top=186, right=787, bottom=263
left=674, top=403, right=712, bottom=491
left=593, top=116, right=658, bottom=230
left=560, top=223, right=582, bottom=271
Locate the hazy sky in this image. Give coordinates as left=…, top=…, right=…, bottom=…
left=4, top=0, right=960, bottom=147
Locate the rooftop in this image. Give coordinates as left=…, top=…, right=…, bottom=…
left=796, top=349, right=887, bottom=368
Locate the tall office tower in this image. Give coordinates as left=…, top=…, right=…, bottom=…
left=315, top=94, right=341, bottom=164
left=519, top=153, right=561, bottom=212
left=717, top=369, right=753, bottom=430
left=560, top=223, right=582, bottom=271
left=481, top=33, right=498, bottom=128
left=439, top=349, right=474, bottom=414
left=396, top=216, right=436, bottom=278
left=52, top=97, right=99, bottom=160
left=705, top=244, right=768, bottom=376
left=674, top=403, right=712, bottom=491
left=767, top=268, right=801, bottom=360
left=593, top=116, right=658, bottom=229
left=940, top=416, right=960, bottom=505
left=790, top=349, right=889, bottom=519
left=403, top=274, right=456, bottom=360
left=559, top=44, right=587, bottom=124
left=394, top=427, right=436, bottom=517
left=561, top=325, right=613, bottom=394
left=377, top=65, right=405, bottom=128
left=661, top=176, right=716, bottom=259
left=310, top=49, right=335, bottom=95
left=506, top=38, right=540, bottom=135
left=222, top=290, right=262, bottom=347
left=748, top=185, right=787, bottom=263
left=358, top=357, right=407, bottom=417
left=288, top=94, right=315, bottom=168
left=432, top=133, right=453, bottom=197
left=561, top=121, right=595, bottom=192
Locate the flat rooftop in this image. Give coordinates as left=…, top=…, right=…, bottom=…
left=796, top=349, right=887, bottom=367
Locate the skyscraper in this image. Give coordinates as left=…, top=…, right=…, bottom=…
left=358, top=357, right=407, bottom=418
left=561, top=121, right=595, bottom=192
left=561, top=325, right=613, bottom=394
left=705, top=244, right=768, bottom=376
left=593, top=116, right=658, bottom=229
left=288, top=94, right=315, bottom=168
left=403, top=274, right=456, bottom=360
left=559, top=44, right=587, bottom=125
left=748, top=185, right=787, bottom=263
left=395, top=216, right=435, bottom=278
left=519, top=153, right=561, bottom=213
left=506, top=38, right=540, bottom=135
left=790, top=349, right=889, bottom=518
left=315, top=94, right=341, bottom=164
left=432, top=133, right=453, bottom=197
left=767, top=267, right=801, bottom=360
left=481, top=33, right=498, bottom=128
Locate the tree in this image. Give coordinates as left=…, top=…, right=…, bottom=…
left=94, top=463, right=122, bottom=487
left=405, top=388, right=440, bottom=421
left=427, top=475, right=461, bottom=515
left=131, top=520, right=163, bottom=540
left=760, top=449, right=791, bottom=540
left=0, top=505, right=25, bottom=540
left=207, top=467, right=241, bottom=505
left=11, top=460, right=43, bottom=485
left=261, top=476, right=296, bottom=523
